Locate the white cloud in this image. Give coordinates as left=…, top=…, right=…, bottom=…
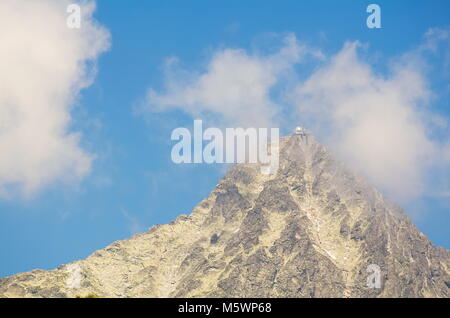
left=144, top=34, right=317, bottom=128
left=0, top=0, right=110, bottom=197
left=293, top=38, right=450, bottom=201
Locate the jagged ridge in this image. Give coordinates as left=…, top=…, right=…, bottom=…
left=1, top=134, right=449, bottom=298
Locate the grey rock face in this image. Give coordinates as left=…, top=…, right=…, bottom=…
left=0, top=134, right=449, bottom=298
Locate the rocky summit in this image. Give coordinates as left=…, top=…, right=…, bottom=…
left=1, top=133, right=449, bottom=298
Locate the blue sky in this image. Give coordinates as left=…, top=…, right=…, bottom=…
left=0, top=0, right=449, bottom=277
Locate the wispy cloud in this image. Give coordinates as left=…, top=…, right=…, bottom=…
left=121, top=209, right=145, bottom=235
left=143, top=34, right=321, bottom=128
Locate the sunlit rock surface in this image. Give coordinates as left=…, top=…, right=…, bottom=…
left=1, top=134, right=449, bottom=298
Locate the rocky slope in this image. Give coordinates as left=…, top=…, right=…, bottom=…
left=1, top=133, right=449, bottom=297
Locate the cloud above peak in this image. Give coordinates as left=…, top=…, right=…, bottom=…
left=293, top=40, right=440, bottom=200
left=0, top=0, right=110, bottom=197
left=144, top=34, right=319, bottom=128
left=144, top=29, right=450, bottom=202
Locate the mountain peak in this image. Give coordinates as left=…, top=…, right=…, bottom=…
left=1, top=133, right=449, bottom=298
